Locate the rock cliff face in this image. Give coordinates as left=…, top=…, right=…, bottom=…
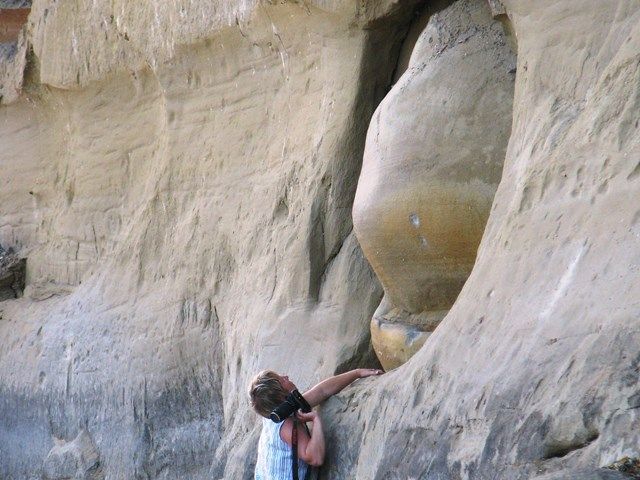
left=0, top=1, right=415, bottom=478
left=323, top=1, right=640, bottom=479
left=1, top=1, right=639, bottom=479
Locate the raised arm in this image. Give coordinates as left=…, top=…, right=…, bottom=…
left=302, top=368, right=382, bottom=407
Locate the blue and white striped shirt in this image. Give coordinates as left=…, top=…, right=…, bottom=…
left=255, top=418, right=309, bottom=480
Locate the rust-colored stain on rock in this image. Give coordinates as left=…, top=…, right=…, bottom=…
left=0, top=8, right=30, bottom=42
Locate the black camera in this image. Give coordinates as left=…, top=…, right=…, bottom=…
left=269, top=389, right=311, bottom=423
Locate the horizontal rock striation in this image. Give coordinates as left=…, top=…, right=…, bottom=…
left=0, top=1, right=420, bottom=478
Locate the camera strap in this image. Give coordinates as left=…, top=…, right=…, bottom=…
left=291, top=418, right=313, bottom=480
left=292, top=418, right=299, bottom=480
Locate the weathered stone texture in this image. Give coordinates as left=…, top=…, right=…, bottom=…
left=0, top=1, right=417, bottom=478
left=0, top=246, right=25, bottom=301
left=353, top=0, right=516, bottom=370
left=2, top=0, right=640, bottom=479
left=322, top=1, right=640, bottom=479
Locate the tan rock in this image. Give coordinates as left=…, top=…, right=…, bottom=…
left=0, top=1, right=416, bottom=478
left=370, top=317, right=431, bottom=370
left=323, top=1, right=640, bottom=479
left=3, top=0, right=639, bottom=478
left=353, top=0, right=515, bottom=368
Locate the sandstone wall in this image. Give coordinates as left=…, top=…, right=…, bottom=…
left=353, top=0, right=515, bottom=370
left=2, top=0, right=640, bottom=479
left=322, top=1, right=640, bottom=479
left=0, top=1, right=419, bottom=478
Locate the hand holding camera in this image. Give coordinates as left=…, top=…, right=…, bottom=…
left=269, top=389, right=312, bottom=423
left=295, top=411, right=318, bottom=423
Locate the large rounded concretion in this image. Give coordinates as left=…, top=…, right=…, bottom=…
left=353, top=0, right=515, bottom=370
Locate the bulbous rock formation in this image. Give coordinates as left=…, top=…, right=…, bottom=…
left=322, top=1, right=640, bottom=478
left=353, top=0, right=516, bottom=370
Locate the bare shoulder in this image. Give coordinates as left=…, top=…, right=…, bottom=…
left=279, top=418, right=294, bottom=445
left=279, top=418, right=310, bottom=446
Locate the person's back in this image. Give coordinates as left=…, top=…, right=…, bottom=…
left=255, top=418, right=309, bottom=480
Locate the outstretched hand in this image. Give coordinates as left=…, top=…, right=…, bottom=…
left=357, top=368, right=384, bottom=378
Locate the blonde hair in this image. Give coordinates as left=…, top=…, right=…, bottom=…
left=248, top=370, right=288, bottom=418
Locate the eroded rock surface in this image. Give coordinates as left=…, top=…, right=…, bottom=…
left=43, top=429, right=102, bottom=480
left=0, top=1, right=418, bottom=478
left=1, top=0, right=640, bottom=479
left=0, top=245, right=25, bottom=301
left=322, top=1, right=640, bottom=479
left=0, top=4, right=29, bottom=103
left=353, top=0, right=515, bottom=370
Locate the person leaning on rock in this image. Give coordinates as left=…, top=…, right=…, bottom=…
left=248, top=368, right=382, bottom=480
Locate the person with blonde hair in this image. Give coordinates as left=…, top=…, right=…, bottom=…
left=248, top=368, right=382, bottom=480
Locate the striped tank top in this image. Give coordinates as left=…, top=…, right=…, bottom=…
left=255, top=417, right=309, bottom=480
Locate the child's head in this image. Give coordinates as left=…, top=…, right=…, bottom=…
left=248, top=370, right=289, bottom=418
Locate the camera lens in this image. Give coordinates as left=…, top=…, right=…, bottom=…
left=269, top=411, right=282, bottom=423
